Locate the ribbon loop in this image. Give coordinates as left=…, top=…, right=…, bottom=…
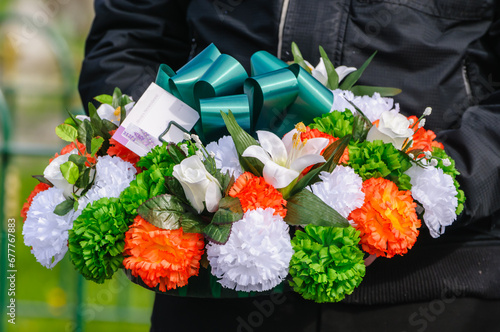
left=154, top=44, right=335, bottom=143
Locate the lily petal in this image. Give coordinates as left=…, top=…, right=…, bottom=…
left=336, top=66, right=357, bottom=82
left=263, top=161, right=300, bottom=189
left=282, top=129, right=296, bottom=153
left=242, top=145, right=273, bottom=165
left=301, top=137, right=330, bottom=156
left=290, top=154, right=326, bottom=173
left=256, top=130, right=288, bottom=164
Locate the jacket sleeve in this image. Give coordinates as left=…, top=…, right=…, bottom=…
left=78, top=0, right=191, bottom=110
left=436, top=94, right=500, bottom=228
left=436, top=7, right=500, bottom=228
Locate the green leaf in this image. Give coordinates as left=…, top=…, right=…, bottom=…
left=164, top=177, right=189, bottom=203
left=203, top=223, right=232, bottom=245
left=77, top=119, right=94, bottom=154
left=68, top=154, right=88, bottom=167
left=60, top=161, right=80, bottom=185
left=65, top=109, right=82, bottom=127
left=339, top=51, right=377, bottom=90
left=284, top=189, right=349, bottom=228
left=137, top=194, right=204, bottom=232
left=220, top=111, right=263, bottom=176
left=319, top=46, right=339, bottom=90
left=119, top=104, right=127, bottom=126
left=32, top=175, right=53, bottom=186
left=74, top=167, right=91, bottom=189
left=167, top=143, right=187, bottom=164
left=94, top=94, right=113, bottom=105
left=290, top=135, right=351, bottom=196
left=212, top=197, right=243, bottom=225
left=91, top=137, right=105, bottom=156
left=53, top=199, right=74, bottom=216
left=350, top=85, right=402, bottom=97
left=352, top=115, right=372, bottom=142
left=112, top=87, right=122, bottom=109
left=55, top=124, right=78, bottom=142
left=291, top=42, right=312, bottom=73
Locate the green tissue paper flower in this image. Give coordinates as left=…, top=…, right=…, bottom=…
left=120, top=168, right=169, bottom=217
left=432, top=147, right=466, bottom=215
left=309, top=110, right=354, bottom=139
left=289, top=225, right=365, bottom=303
left=121, top=141, right=197, bottom=217
left=69, top=197, right=129, bottom=284
left=348, top=140, right=412, bottom=190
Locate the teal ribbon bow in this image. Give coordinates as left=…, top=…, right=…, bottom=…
left=155, top=43, right=334, bottom=142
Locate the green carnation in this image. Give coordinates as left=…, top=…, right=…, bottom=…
left=121, top=141, right=197, bottom=217
left=432, top=147, right=466, bottom=215
left=120, top=168, right=170, bottom=217
left=309, top=110, right=354, bottom=138
left=68, top=197, right=128, bottom=284
left=348, top=140, right=412, bottom=190
left=289, top=225, right=365, bottom=303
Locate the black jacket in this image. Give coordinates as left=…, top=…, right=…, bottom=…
left=79, top=0, right=500, bottom=304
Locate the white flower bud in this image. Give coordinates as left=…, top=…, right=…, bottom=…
left=183, top=132, right=191, bottom=141
left=180, top=144, right=189, bottom=155
left=424, top=151, right=432, bottom=159
left=195, top=150, right=204, bottom=159
left=443, top=158, right=452, bottom=167
left=430, top=159, right=438, bottom=167
left=209, top=151, right=216, bottom=158
left=419, top=119, right=426, bottom=128
left=409, top=119, right=414, bottom=125
left=191, top=134, right=202, bottom=145
left=408, top=153, right=415, bottom=159
left=423, top=107, right=432, bottom=116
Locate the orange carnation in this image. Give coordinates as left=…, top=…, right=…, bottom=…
left=20, top=183, right=51, bottom=222
left=348, top=177, right=421, bottom=258
left=108, top=129, right=141, bottom=172
left=50, top=141, right=96, bottom=165
left=407, top=115, right=444, bottom=154
left=301, top=127, right=349, bottom=164
left=123, top=216, right=205, bottom=292
left=229, top=172, right=287, bottom=218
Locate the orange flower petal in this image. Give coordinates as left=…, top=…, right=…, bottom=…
left=349, top=178, right=421, bottom=258
left=123, top=216, right=205, bottom=291
left=229, top=172, right=287, bottom=218
left=20, top=183, right=51, bottom=222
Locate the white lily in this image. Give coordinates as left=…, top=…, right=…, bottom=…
left=76, top=102, right=135, bottom=126
left=242, top=123, right=329, bottom=189
left=306, top=59, right=357, bottom=86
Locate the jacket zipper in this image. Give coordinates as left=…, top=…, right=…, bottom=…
left=277, top=0, right=290, bottom=59
left=461, top=59, right=473, bottom=102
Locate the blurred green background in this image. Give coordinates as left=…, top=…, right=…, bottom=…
left=0, top=1, right=154, bottom=331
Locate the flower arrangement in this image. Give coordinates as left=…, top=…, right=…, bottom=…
left=21, top=44, right=464, bottom=303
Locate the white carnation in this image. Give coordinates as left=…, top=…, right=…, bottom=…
left=77, top=155, right=136, bottom=215
left=331, top=90, right=400, bottom=123
left=22, top=187, right=74, bottom=268
left=207, top=208, right=293, bottom=292
left=308, top=166, right=365, bottom=219
left=406, top=165, right=458, bottom=238
left=206, top=135, right=243, bottom=178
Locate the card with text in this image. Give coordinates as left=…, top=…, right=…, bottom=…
left=112, top=83, right=200, bottom=156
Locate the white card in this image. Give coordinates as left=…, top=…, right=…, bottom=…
left=112, top=83, right=200, bottom=156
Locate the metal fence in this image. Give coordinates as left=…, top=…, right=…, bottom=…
left=0, top=12, right=151, bottom=332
